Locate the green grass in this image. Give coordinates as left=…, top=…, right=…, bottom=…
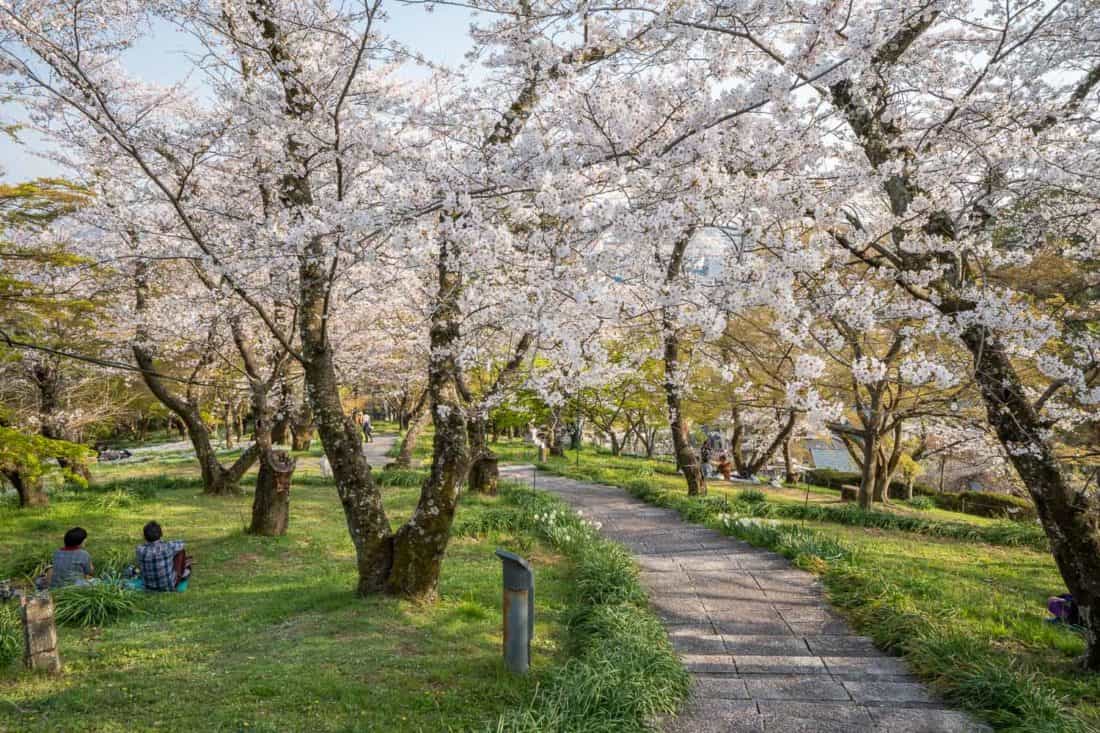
left=1, top=445, right=578, bottom=732
left=479, top=485, right=689, bottom=731
left=492, top=439, right=1099, bottom=731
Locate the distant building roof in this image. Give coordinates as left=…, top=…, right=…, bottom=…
left=804, top=439, right=858, bottom=472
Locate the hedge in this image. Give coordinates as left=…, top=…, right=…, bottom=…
left=802, top=469, right=1036, bottom=522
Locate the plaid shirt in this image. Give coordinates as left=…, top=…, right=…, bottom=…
left=136, top=540, right=184, bottom=591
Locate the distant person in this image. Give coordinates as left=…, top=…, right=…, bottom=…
left=715, top=453, right=733, bottom=481
left=700, top=442, right=714, bottom=478
left=50, top=527, right=94, bottom=589
left=361, top=412, right=373, bottom=443
left=136, top=521, right=191, bottom=592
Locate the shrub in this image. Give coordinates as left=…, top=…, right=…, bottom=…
left=906, top=496, right=936, bottom=511
left=737, top=488, right=767, bottom=504
left=803, top=468, right=860, bottom=490
left=2, top=549, right=51, bottom=582
left=374, top=468, right=428, bottom=487
left=451, top=507, right=526, bottom=537
left=53, top=583, right=142, bottom=627
left=931, top=490, right=1037, bottom=521
left=0, top=603, right=21, bottom=668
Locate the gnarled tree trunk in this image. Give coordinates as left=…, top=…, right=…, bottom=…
left=4, top=469, right=48, bottom=508
left=251, top=450, right=294, bottom=536
left=299, top=239, right=393, bottom=595
left=386, top=235, right=468, bottom=601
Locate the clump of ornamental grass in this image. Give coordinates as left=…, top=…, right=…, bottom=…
left=0, top=603, right=21, bottom=668
left=492, top=485, right=689, bottom=732
left=53, top=583, right=142, bottom=627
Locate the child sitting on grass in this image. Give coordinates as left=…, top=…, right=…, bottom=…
left=50, top=527, right=94, bottom=589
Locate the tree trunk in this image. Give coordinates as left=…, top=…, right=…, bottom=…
left=467, top=414, right=498, bottom=493
left=961, top=325, right=1100, bottom=670
left=250, top=449, right=294, bottom=536
left=223, top=402, right=235, bottom=449
left=609, top=432, right=622, bottom=456
left=290, top=422, right=314, bottom=451
left=132, top=265, right=257, bottom=495
left=858, top=428, right=877, bottom=510
left=663, top=326, right=705, bottom=496
left=4, top=469, right=48, bottom=508
left=872, top=467, right=889, bottom=504
left=298, top=240, right=392, bottom=596
left=548, top=410, right=567, bottom=457
left=741, top=410, right=799, bottom=478
left=271, top=416, right=289, bottom=445
left=393, top=395, right=429, bottom=469
left=783, top=437, right=796, bottom=484
left=468, top=454, right=499, bottom=496
left=386, top=235, right=468, bottom=602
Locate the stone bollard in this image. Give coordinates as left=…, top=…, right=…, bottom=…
left=21, top=593, right=62, bottom=674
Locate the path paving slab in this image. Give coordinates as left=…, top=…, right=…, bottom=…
left=500, top=465, right=990, bottom=732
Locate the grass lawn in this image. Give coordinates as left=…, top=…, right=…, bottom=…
left=0, top=441, right=573, bottom=733
left=487, top=439, right=1100, bottom=731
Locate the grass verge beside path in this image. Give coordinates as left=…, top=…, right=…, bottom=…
left=491, top=441, right=1099, bottom=732
left=455, top=483, right=690, bottom=732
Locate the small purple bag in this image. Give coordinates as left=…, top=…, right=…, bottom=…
left=1048, top=594, right=1079, bottom=624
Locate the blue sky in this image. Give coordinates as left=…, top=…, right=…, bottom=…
left=1, top=3, right=476, bottom=180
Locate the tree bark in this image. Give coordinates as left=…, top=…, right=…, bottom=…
left=290, top=419, right=314, bottom=451
left=661, top=232, right=705, bottom=496
left=223, top=402, right=235, bottom=449
left=467, top=414, right=499, bottom=493
left=298, top=241, right=393, bottom=595
left=783, top=437, right=796, bottom=484
left=4, top=469, right=48, bottom=508
left=858, top=426, right=877, bottom=510
left=251, top=449, right=294, bottom=536
left=393, top=393, right=428, bottom=469
left=132, top=264, right=258, bottom=495
left=386, top=234, right=468, bottom=601
left=961, top=325, right=1100, bottom=670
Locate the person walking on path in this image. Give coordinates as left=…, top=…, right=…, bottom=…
left=361, top=412, right=373, bottom=443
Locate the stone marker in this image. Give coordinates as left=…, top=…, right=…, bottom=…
left=21, top=593, right=62, bottom=674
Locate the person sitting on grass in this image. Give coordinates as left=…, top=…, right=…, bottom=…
left=715, top=453, right=733, bottom=481
left=50, top=527, right=94, bottom=589
left=135, top=521, right=191, bottom=592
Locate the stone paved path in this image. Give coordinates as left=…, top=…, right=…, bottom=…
left=500, top=465, right=989, bottom=733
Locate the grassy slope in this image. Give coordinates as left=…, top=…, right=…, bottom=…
left=0, top=445, right=571, bottom=733
left=490, top=440, right=1100, bottom=731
